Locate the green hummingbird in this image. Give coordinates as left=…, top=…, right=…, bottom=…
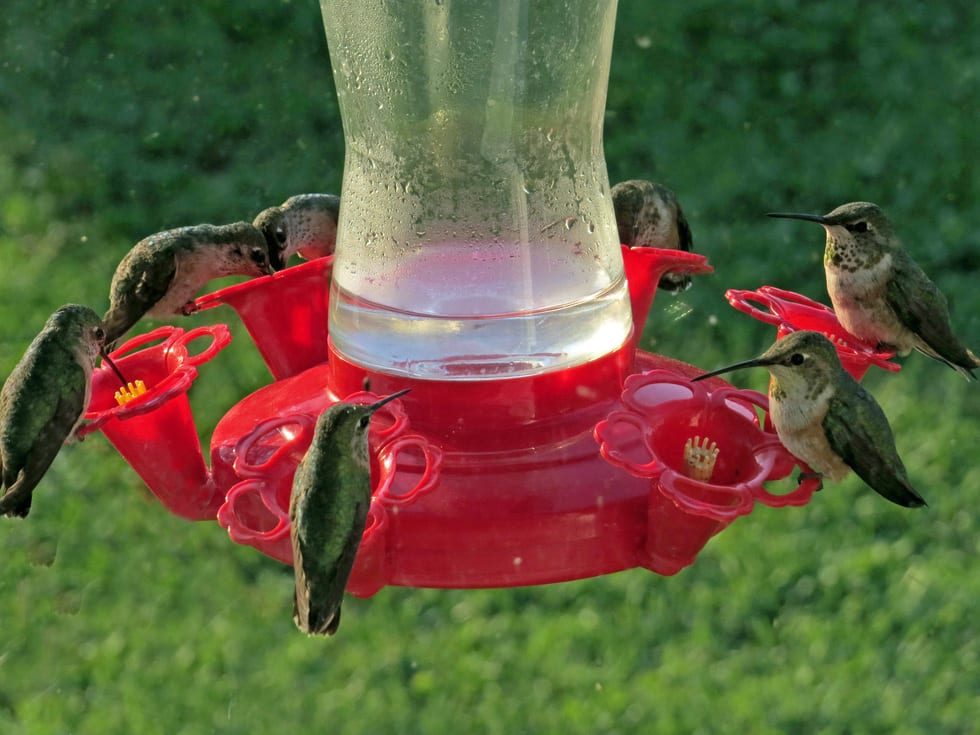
left=253, top=193, right=340, bottom=271
left=693, top=330, right=926, bottom=508
left=611, top=179, right=696, bottom=293
left=103, top=222, right=273, bottom=345
left=768, top=201, right=979, bottom=380
left=0, top=305, right=110, bottom=517
left=290, top=388, right=410, bottom=636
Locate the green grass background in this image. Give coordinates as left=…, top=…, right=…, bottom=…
left=1, top=1, right=978, bottom=732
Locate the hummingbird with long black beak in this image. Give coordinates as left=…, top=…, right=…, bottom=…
left=768, top=201, right=979, bottom=380
left=253, top=193, right=340, bottom=271
left=0, top=305, right=121, bottom=517
left=290, top=389, right=411, bottom=636
left=693, top=330, right=926, bottom=508
left=611, top=179, right=696, bottom=293
left=103, top=222, right=273, bottom=345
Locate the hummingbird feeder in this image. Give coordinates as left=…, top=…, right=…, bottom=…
left=83, top=1, right=889, bottom=597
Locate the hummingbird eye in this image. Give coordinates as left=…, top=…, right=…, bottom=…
left=274, top=226, right=288, bottom=245
left=846, top=221, right=869, bottom=233
left=789, top=352, right=806, bottom=366
left=249, top=247, right=268, bottom=265
left=93, top=326, right=106, bottom=342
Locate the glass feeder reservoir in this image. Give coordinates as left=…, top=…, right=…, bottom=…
left=322, top=0, right=632, bottom=379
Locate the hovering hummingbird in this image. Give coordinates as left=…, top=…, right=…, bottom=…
left=0, top=305, right=110, bottom=517
left=768, top=201, right=979, bottom=380
left=103, top=222, right=273, bottom=345
left=290, top=389, right=410, bottom=636
left=611, top=179, right=696, bottom=293
left=693, top=330, right=926, bottom=508
left=253, top=193, right=340, bottom=271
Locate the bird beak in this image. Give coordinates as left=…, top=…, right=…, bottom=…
left=766, top=211, right=829, bottom=224
left=691, top=357, right=770, bottom=382
left=367, top=388, right=411, bottom=412
left=100, top=349, right=129, bottom=385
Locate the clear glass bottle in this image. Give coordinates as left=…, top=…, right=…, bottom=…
left=321, top=0, right=630, bottom=379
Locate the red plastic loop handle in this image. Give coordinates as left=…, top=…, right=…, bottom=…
left=220, top=479, right=290, bottom=545
left=724, top=288, right=786, bottom=327
left=170, top=324, right=232, bottom=367
left=374, top=434, right=444, bottom=507
left=107, top=325, right=182, bottom=360
left=656, top=472, right=757, bottom=522
left=749, top=454, right=821, bottom=508
left=757, top=285, right=832, bottom=312
left=362, top=500, right=390, bottom=540
left=232, top=413, right=316, bottom=478
left=595, top=409, right=664, bottom=478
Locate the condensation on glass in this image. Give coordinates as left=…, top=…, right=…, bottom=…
left=321, top=0, right=630, bottom=379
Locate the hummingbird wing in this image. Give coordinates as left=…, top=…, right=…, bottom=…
left=886, top=251, right=978, bottom=378
left=104, top=247, right=178, bottom=344
left=292, top=506, right=367, bottom=636
left=675, top=203, right=694, bottom=253
left=821, top=385, right=926, bottom=508
left=658, top=200, right=694, bottom=293
left=0, top=352, right=86, bottom=517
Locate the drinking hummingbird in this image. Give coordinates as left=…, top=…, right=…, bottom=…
left=103, top=222, right=273, bottom=345
left=611, top=179, right=696, bottom=293
left=767, top=201, right=979, bottom=380
left=0, top=305, right=114, bottom=517
left=290, top=388, right=410, bottom=636
left=693, top=330, right=926, bottom=508
left=253, top=193, right=340, bottom=271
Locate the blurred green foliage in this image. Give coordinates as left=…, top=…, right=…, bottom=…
left=0, top=1, right=977, bottom=733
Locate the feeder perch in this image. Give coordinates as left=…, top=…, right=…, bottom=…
left=83, top=1, right=840, bottom=595
left=726, top=285, right=900, bottom=380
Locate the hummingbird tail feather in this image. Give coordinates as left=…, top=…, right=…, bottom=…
left=0, top=472, right=33, bottom=518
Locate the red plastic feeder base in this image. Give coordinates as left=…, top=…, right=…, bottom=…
left=83, top=258, right=842, bottom=597
left=210, top=340, right=812, bottom=595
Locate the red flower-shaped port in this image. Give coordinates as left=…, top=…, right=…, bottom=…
left=726, top=286, right=899, bottom=381
left=216, top=391, right=442, bottom=595
left=83, top=325, right=232, bottom=520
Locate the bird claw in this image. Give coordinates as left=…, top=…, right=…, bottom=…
left=181, top=301, right=199, bottom=316
left=797, top=471, right=823, bottom=492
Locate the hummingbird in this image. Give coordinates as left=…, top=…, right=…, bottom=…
left=0, top=305, right=110, bottom=517
left=768, top=201, right=979, bottom=380
left=692, top=330, right=926, bottom=508
left=253, top=193, right=340, bottom=271
left=611, top=179, right=696, bottom=293
left=290, top=388, right=410, bottom=636
left=102, top=222, right=273, bottom=345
